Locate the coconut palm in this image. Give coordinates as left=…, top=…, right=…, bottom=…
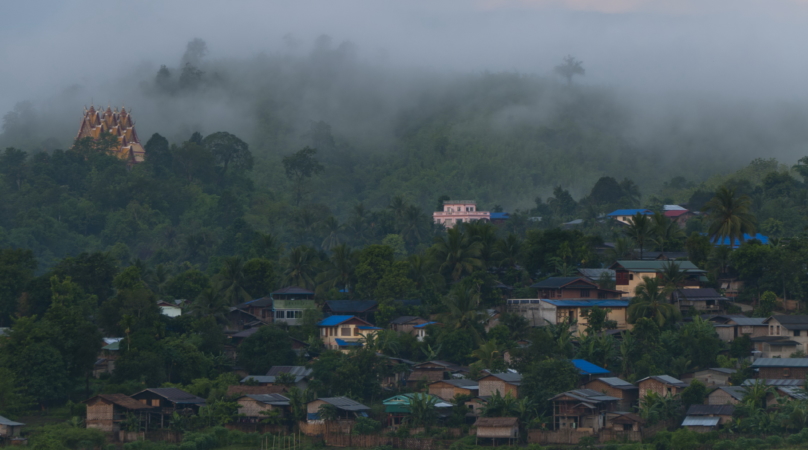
left=430, top=227, right=483, bottom=281
left=442, top=285, right=485, bottom=343
left=407, top=254, right=443, bottom=292
left=659, top=261, right=687, bottom=291
left=407, top=393, right=439, bottom=427
left=191, top=287, right=230, bottom=325
left=316, top=244, right=356, bottom=295
left=280, top=246, right=319, bottom=290
left=400, top=204, right=428, bottom=248
left=624, top=212, right=653, bottom=259
left=707, top=245, right=732, bottom=277
left=320, top=216, right=343, bottom=251
left=743, top=380, right=774, bottom=409
left=471, top=339, right=506, bottom=370
left=627, top=276, right=679, bottom=327
left=495, top=233, right=522, bottom=270
left=702, top=186, right=757, bottom=247
left=606, top=237, right=633, bottom=263
left=218, top=256, right=251, bottom=305
left=651, top=212, right=685, bottom=252
left=464, top=221, right=499, bottom=267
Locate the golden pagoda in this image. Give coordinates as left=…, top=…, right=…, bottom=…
left=75, top=105, right=146, bottom=164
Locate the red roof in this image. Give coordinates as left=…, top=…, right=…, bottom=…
left=664, top=210, right=690, bottom=218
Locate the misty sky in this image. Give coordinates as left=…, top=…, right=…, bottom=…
left=2, top=0, right=808, bottom=116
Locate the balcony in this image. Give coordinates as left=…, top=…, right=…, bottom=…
left=273, top=300, right=316, bottom=310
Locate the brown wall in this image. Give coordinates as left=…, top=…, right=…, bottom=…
left=638, top=379, right=683, bottom=399
left=86, top=401, right=115, bottom=432
left=428, top=383, right=475, bottom=401
left=479, top=378, right=518, bottom=398
left=237, top=398, right=280, bottom=418
left=707, top=390, right=740, bottom=406
left=307, top=400, right=327, bottom=415
left=758, top=367, right=808, bottom=380
left=582, top=380, right=637, bottom=411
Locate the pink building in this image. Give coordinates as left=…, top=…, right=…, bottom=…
left=433, top=200, right=490, bottom=228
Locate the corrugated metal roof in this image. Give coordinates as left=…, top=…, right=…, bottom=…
left=709, top=233, right=769, bottom=246
left=475, top=417, right=518, bottom=427
left=335, top=339, right=363, bottom=347
left=0, top=415, right=24, bottom=426
left=317, top=315, right=356, bottom=326
left=674, top=289, right=727, bottom=301
left=751, top=358, right=808, bottom=368
left=612, top=260, right=701, bottom=272
left=779, top=387, right=808, bottom=400
left=682, top=416, right=720, bottom=427
left=572, top=359, right=610, bottom=375
left=266, top=366, right=312, bottom=380
left=490, top=212, right=510, bottom=220
left=542, top=300, right=630, bottom=308
left=242, top=375, right=275, bottom=384
left=271, top=286, right=315, bottom=295
left=530, top=277, right=595, bottom=289
left=318, top=397, right=370, bottom=411
left=552, top=389, right=619, bottom=403
left=435, top=379, right=479, bottom=388
left=607, top=209, right=652, bottom=217
left=729, top=317, right=766, bottom=326
left=743, top=379, right=805, bottom=386
left=578, top=268, right=615, bottom=281
left=715, top=386, right=746, bottom=401
left=413, top=321, right=440, bottom=328
left=483, top=371, right=522, bottom=384
left=639, top=375, right=688, bottom=387
left=595, top=377, right=636, bottom=389
left=246, top=394, right=290, bottom=405
left=389, top=316, right=422, bottom=324
left=687, top=405, right=735, bottom=416
left=136, top=388, right=206, bottom=404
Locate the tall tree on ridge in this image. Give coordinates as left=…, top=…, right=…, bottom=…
left=702, top=186, right=757, bottom=248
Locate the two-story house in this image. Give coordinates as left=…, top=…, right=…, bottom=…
left=751, top=358, right=808, bottom=380
left=551, top=389, right=619, bottom=431
left=271, top=287, right=316, bottom=326
left=754, top=315, right=808, bottom=357
left=530, top=277, right=624, bottom=300
left=533, top=299, right=631, bottom=335
left=432, top=200, right=491, bottom=228
left=609, top=260, right=705, bottom=295
left=709, top=315, right=767, bottom=342
left=637, top=376, right=688, bottom=399
left=317, top=315, right=381, bottom=352
left=672, top=288, right=730, bottom=314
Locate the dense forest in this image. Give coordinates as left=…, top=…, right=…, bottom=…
left=4, top=37, right=808, bottom=450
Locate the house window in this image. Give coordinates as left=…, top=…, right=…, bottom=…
left=276, top=311, right=285, bottom=319
left=796, top=330, right=801, bottom=337
left=777, top=326, right=781, bottom=336
left=616, top=272, right=629, bottom=286
left=784, top=368, right=791, bottom=378
left=580, top=289, right=591, bottom=298
left=770, top=325, right=774, bottom=335
left=354, top=328, right=360, bottom=336
left=341, top=327, right=351, bottom=336
left=629, top=274, right=634, bottom=281
left=151, top=399, right=160, bottom=407
left=321, top=328, right=327, bottom=336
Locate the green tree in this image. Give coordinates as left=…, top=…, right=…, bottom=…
left=628, top=277, right=678, bottom=328
left=237, top=326, right=296, bottom=374
left=430, top=227, right=483, bottom=281
left=280, top=246, right=319, bottom=290
left=282, top=146, right=324, bottom=206
left=681, top=379, right=707, bottom=407
left=216, top=256, right=252, bottom=305
left=756, top=291, right=778, bottom=317
left=407, top=393, right=439, bottom=428
left=703, top=186, right=757, bottom=247
left=624, top=212, right=653, bottom=260
left=202, top=131, right=253, bottom=182
left=554, top=55, right=585, bottom=85
left=241, top=258, right=275, bottom=298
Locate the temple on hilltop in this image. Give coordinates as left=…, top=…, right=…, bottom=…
left=75, top=105, right=145, bottom=165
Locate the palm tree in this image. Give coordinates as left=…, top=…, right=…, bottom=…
left=430, top=227, right=483, bottom=281
left=606, top=237, right=633, bottom=263
left=481, top=391, right=518, bottom=417
left=659, top=261, right=687, bottom=291
left=316, top=244, right=355, bottom=295
left=464, top=221, right=498, bottom=267
left=320, top=216, right=343, bottom=251
left=495, top=234, right=522, bottom=270
left=702, top=186, right=757, bottom=247
left=471, top=339, right=506, bottom=370
left=627, top=276, right=679, bottom=327
left=192, top=287, right=230, bottom=325
left=218, top=256, right=251, bottom=305
left=388, top=196, right=407, bottom=220
left=707, top=245, right=732, bottom=278
left=407, top=393, right=439, bottom=427
left=400, top=205, right=428, bottom=248
left=281, top=246, right=319, bottom=289
left=651, top=212, right=685, bottom=252
left=624, top=212, right=653, bottom=259
left=407, top=254, right=443, bottom=292
left=743, top=380, right=774, bottom=409
left=442, top=285, right=485, bottom=344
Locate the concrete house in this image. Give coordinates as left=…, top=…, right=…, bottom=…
left=637, top=375, right=688, bottom=398
left=389, top=316, right=429, bottom=334
left=235, top=297, right=274, bottom=323
left=433, top=200, right=490, bottom=228
left=407, top=361, right=466, bottom=388
left=582, top=377, right=638, bottom=411
left=478, top=371, right=521, bottom=398
left=760, top=315, right=808, bottom=356
left=530, top=277, right=624, bottom=300
left=551, top=389, right=619, bottom=431
left=84, top=394, right=155, bottom=433
left=236, top=394, right=289, bottom=422
left=271, top=287, right=316, bottom=326
left=531, top=299, right=631, bottom=335
left=317, top=315, right=381, bottom=352
left=157, top=300, right=183, bottom=317
left=609, top=260, right=704, bottom=295
left=429, top=379, right=479, bottom=401
left=607, top=209, right=653, bottom=226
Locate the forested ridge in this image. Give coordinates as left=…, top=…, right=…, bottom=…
left=4, top=37, right=808, bottom=450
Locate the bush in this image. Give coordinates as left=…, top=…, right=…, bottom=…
left=353, top=417, right=382, bottom=435
left=787, top=433, right=805, bottom=445
left=712, top=440, right=735, bottom=450
left=766, top=436, right=784, bottom=448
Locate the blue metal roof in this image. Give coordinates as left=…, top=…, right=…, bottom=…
left=490, top=212, right=510, bottom=220
left=335, top=338, right=363, bottom=347
left=357, top=326, right=382, bottom=330
left=607, top=209, right=652, bottom=217
left=317, top=315, right=355, bottom=326
left=571, top=359, right=610, bottom=375
left=413, top=321, right=439, bottom=329
left=708, top=233, right=769, bottom=246
left=542, top=300, right=629, bottom=308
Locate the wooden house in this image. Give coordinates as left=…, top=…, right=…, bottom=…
left=707, top=386, right=745, bottom=405
left=0, top=415, right=24, bottom=439
left=429, top=379, right=479, bottom=401
left=582, top=377, right=638, bottom=411
left=378, top=355, right=415, bottom=389
left=474, top=417, right=519, bottom=444
left=530, top=277, right=623, bottom=300
left=465, top=397, right=488, bottom=416
left=751, top=358, right=808, bottom=380
left=551, top=389, right=618, bottom=431
left=406, top=361, right=466, bottom=388
left=93, top=338, right=122, bottom=378
left=709, top=315, right=767, bottom=342
left=317, top=315, right=381, bottom=352
left=478, top=372, right=521, bottom=398
left=131, top=388, right=206, bottom=427
left=306, top=397, right=370, bottom=423
left=637, top=375, right=688, bottom=398
left=605, top=412, right=644, bottom=432
left=388, top=316, right=429, bottom=334
left=226, top=385, right=288, bottom=398
left=681, top=368, right=736, bottom=387
left=672, top=289, right=730, bottom=314
left=236, top=394, right=289, bottom=423
left=235, top=297, right=274, bottom=322
left=266, top=366, right=312, bottom=389
left=685, top=405, right=734, bottom=427
left=84, top=394, right=155, bottom=433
